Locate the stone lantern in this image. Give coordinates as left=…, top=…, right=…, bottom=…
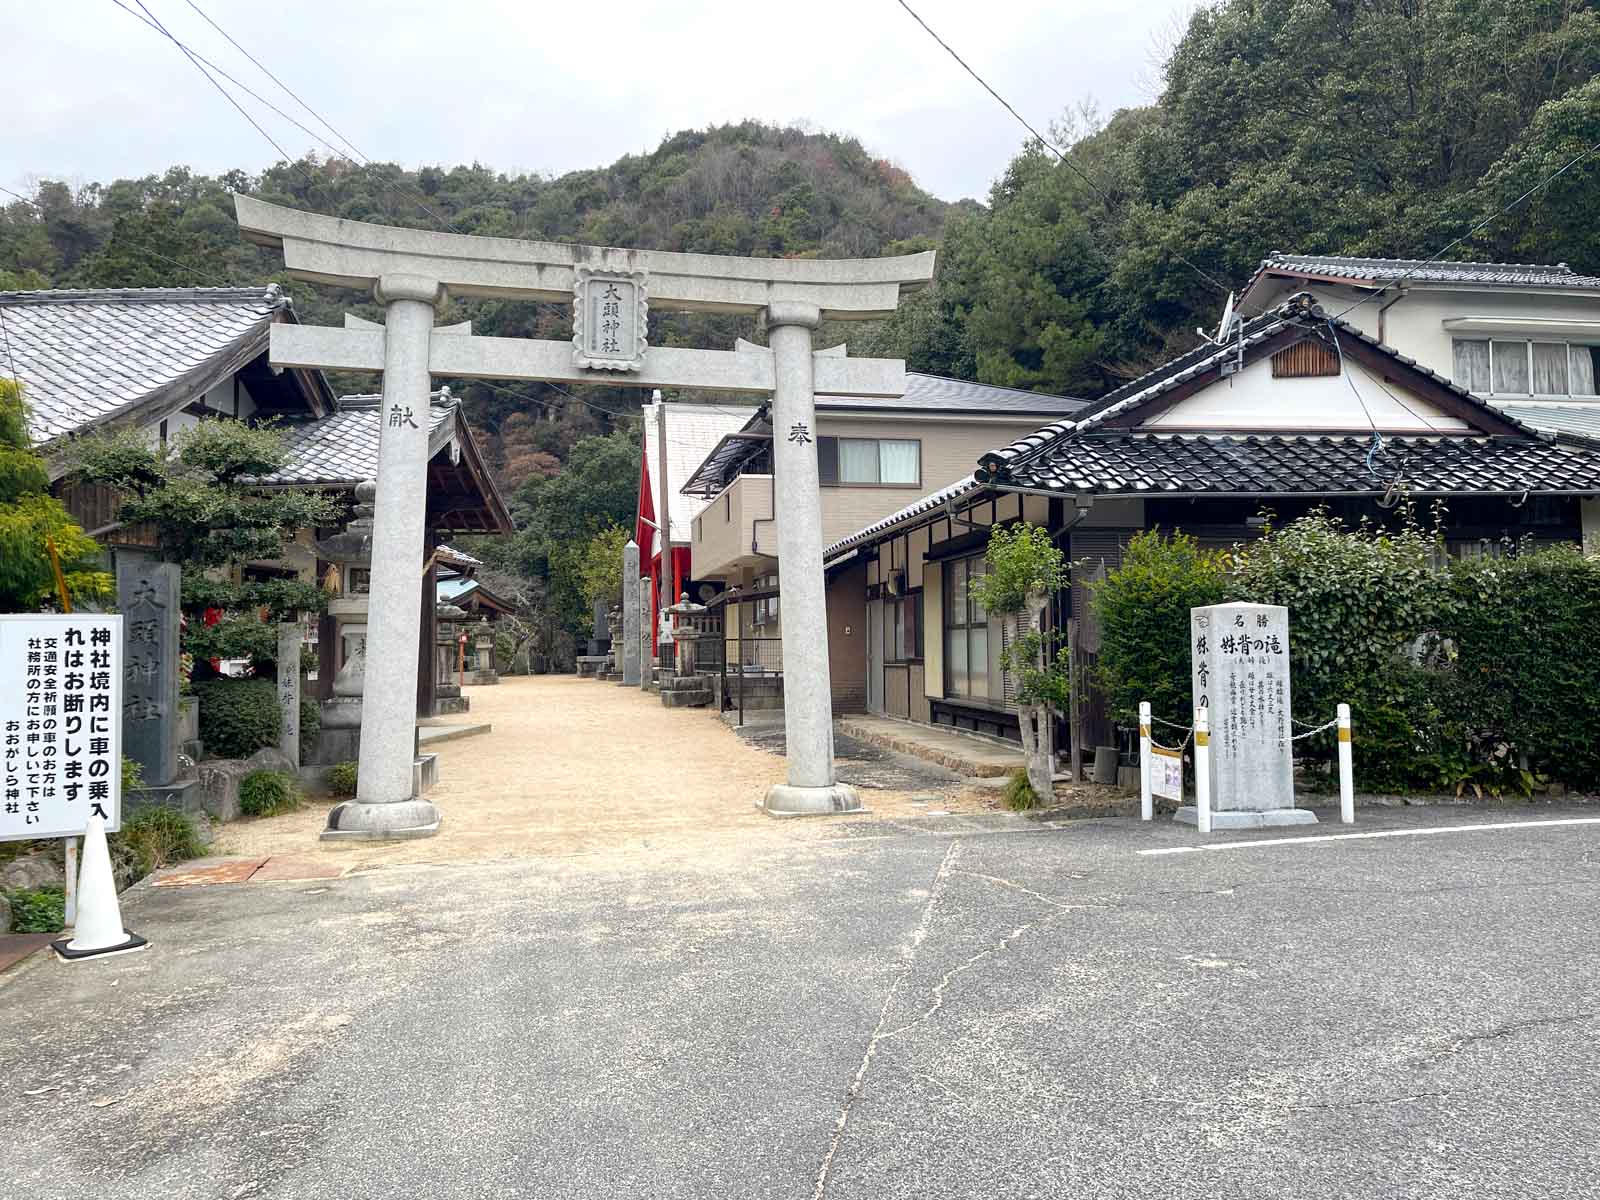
left=309, top=478, right=376, bottom=762
left=435, top=602, right=470, bottom=713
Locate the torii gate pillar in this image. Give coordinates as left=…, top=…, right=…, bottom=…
left=764, top=302, right=858, bottom=814
left=328, top=273, right=446, bottom=839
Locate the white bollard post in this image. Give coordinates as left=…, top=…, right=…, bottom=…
left=1337, top=702, right=1355, bottom=825
left=1139, top=701, right=1153, bottom=821
left=1194, top=705, right=1212, bottom=835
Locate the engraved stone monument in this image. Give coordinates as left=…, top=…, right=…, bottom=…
left=1179, top=601, right=1315, bottom=828
left=118, top=557, right=181, bottom=790
left=621, top=539, right=641, bottom=686
left=276, top=622, right=303, bottom=766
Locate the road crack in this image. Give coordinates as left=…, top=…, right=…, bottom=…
left=811, top=839, right=961, bottom=1200
left=1419, top=1010, right=1597, bottom=1064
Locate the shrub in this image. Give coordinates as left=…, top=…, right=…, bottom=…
left=5, top=886, right=65, bottom=933
left=122, top=756, right=144, bottom=794
left=194, top=678, right=280, bottom=759
left=109, top=806, right=205, bottom=881
left=1000, top=768, right=1041, bottom=811
left=299, top=698, right=320, bottom=757
left=327, top=760, right=359, bottom=797
left=1092, top=529, right=1227, bottom=728
left=1444, top=545, right=1600, bottom=790
left=239, top=770, right=302, bottom=818
left=1093, top=512, right=1600, bottom=793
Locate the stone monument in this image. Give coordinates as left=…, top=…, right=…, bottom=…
left=622, top=540, right=641, bottom=686
left=1178, top=601, right=1315, bottom=828
left=118, top=556, right=190, bottom=804
left=276, top=622, right=303, bottom=767
left=236, top=195, right=931, bottom=830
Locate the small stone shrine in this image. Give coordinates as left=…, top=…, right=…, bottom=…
left=1179, top=601, right=1315, bottom=828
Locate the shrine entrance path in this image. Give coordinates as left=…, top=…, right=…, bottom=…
left=216, top=674, right=999, bottom=871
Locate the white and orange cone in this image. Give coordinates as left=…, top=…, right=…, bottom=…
left=51, top=815, right=147, bottom=962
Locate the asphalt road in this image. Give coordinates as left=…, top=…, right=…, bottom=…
left=2, top=807, right=1598, bottom=1199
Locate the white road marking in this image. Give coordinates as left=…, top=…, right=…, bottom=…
left=1139, top=816, right=1600, bottom=856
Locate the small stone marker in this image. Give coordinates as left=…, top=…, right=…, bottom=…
left=1183, top=601, right=1314, bottom=828
left=276, top=622, right=303, bottom=766
left=118, top=557, right=181, bottom=789
left=622, top=540, right=641, bottom=686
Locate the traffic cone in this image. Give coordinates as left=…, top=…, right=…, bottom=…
left=51, top=815, right=147, bottom=962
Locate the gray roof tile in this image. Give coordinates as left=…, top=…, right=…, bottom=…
left=1253, top=254, right=1600, bottom=291
left=819, top=372, right=1085, bottom=415
left=255, top=390, right=456, bottom=486
left=0, top=286, right=287, bottom=443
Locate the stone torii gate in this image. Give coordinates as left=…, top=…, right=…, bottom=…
left=235, top=196, right=934, bottom=838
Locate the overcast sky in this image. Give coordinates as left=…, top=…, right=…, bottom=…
left=8, top=0, right=1194, bottom=204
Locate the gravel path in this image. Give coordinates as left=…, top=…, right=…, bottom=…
left=217, top=675, right=995, bottom=870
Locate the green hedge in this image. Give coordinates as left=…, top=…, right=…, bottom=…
left=194, top=678, right=281, bottom=760
left=1093, top=514, right=1600, bottom=794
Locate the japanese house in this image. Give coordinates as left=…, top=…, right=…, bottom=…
left=1239, top=253, right=1600, bottom=438
left=677, top=373, right=1083, bottom=709
left=0, top=285, right=511, bottom=717
left=821, top=292, right=1600, bottom=761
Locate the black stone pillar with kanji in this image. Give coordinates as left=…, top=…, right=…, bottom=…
left=118, top=555, right=181, bottom=788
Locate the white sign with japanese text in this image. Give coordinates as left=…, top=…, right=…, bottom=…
left=1151, top=744, right=1183, bottom=802
left=1190, top=601, right=1293, bottom=813
left=1, top=614, right=123, bottom=840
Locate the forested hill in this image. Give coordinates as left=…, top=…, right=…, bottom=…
left=0, top=121, right=950, bottom=489
left=867, top=0, right=1600, bottom=399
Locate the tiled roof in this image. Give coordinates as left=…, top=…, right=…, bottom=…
left=992, top=432, right=1600, bottom=498
left=1249, top=253, right=1600, bottom=292
left=643, top=401, right=757, bottom=550
left=982, top=295, right=1546, bottom=481
left=436, top=543, right=483, bottom=568
left=1495, top=402, right=1600, bottom=442
left=0, top=286, right=287, bottom=443
left=818, top=372, right=1085, bottom=415
left=255, top=391, right=456, bottom=485
left=825, top=474, right=983, bottom=559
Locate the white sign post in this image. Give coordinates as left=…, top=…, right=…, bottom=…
left=1, top=614, right=123, bottom=842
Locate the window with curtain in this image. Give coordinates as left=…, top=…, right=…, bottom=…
left=818, top=437, right=921, bottom=485
left=943, top=556, right=989, bottom=699
left=885, top=593, right=922, bottom=662
left=1454, top=338, right=1600, bottom=397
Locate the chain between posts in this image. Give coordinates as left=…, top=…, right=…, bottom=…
left=1146, top=714, right=1194, bottom=754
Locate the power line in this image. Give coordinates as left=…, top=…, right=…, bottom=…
left=172, top=0, right=463, bottom=233
left=1326, top=134, right=1600, bottom=326
left=181, top=0, right=365, bottom=162
left=891, top=0, right=1236, bottom=299
left=106, top=5, right=632, bottom=425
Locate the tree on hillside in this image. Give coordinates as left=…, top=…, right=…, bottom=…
left=912, top=0, right=1600, bottom=390
left=0, top=379, right=110, bottom=611
left=494, top=427, right=641, bottom=635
